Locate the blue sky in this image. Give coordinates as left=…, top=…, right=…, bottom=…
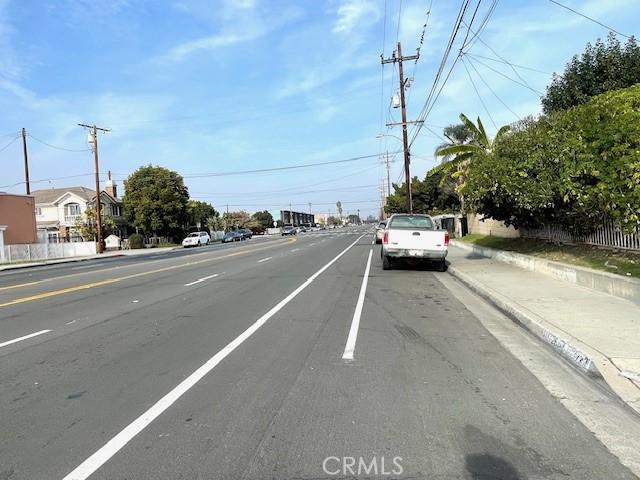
left=0, top=0, right=638, bottom=219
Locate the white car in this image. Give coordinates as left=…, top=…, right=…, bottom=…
left=381, top=214, right=448, bottom=271
left=182, top=231, right=210, bottom=247
left=375, top=221, right=386, bottom=244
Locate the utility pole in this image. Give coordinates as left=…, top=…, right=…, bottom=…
left=21, top=128, right=30, bottom=195
left=78, top=124, right=110, bottom=254
left=384, top=151, right=391, bottom=197
left=290, top=202, right=293, bottom=226
left=382, top=42, right=420, bottom=214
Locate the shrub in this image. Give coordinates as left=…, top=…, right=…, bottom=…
left=128, top=233, right=145, bottom=249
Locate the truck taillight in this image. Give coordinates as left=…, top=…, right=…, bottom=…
left=444, top=231, right=450, bottom=246
left=383, top=231, right=389, bottom=244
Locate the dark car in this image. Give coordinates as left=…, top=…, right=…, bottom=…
left=238, top=228, right=253, bottom=240
left=281, top=226, right=296, bottom=236
left=222, top=231, right=242, bottom=243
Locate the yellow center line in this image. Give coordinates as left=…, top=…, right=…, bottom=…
left=0, top=238, right=296, bottom=308
left=0, top=237, right=292, bottom=293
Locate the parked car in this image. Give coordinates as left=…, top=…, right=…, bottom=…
left=238, top=228, right=253, bottom=240
left=375, top=221, right=386, bottom=244
left=381, top=214, right=448, bottom=271
left=222, top=231, right=242, bottom=243
left=281, top=226, right=297, bottom=236
left=182, top=231, right=210, bottom=247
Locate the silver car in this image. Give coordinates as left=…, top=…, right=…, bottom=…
left=375, top=221, right=386, bottom=244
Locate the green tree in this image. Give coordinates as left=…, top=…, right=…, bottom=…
left=123, top=165, right=189, bottom=237
left=465, top=85, right=640, bottom=234
left=222, top=211, right=252, bottom=230
left=187, top=200, right=218, bottom=229
left=434, top=114, right=510, bottom=213
left=251, top=210, right=274, bottom=228
left=542, top=34, right=640, bottom=114
left=74, top=207, right=116, bottom=241
left=435, top=122, right=473, bottom=163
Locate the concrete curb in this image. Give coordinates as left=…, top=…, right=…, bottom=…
left=450, top=239, right=640, bottom=303
left=447, top=264, right=640, bottom=416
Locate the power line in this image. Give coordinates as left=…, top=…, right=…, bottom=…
left=462, top=57, right=498, bottom=129
left=547, top=0, right=630, bottom=38
left=408, top=0, right=474, bottom=146
left=27, top=133, right=91, bottom=152
left=469, top=55, right=543, bottom=95
left=462, top=26, right=540, bottom=94
left=180, top=152, right=401, bottom=179
left=466, top=52, right=550, bottom=75
left=0, top=134, right=19, bottom=154
left=465, top=55, right=521, bottom=120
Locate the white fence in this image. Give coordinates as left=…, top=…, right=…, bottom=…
left=521, top=218, right=640, bottom=251
left=1, top=242, right=97, bottom=264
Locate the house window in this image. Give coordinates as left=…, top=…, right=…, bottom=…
left=66, top=203, right=81, bottom=216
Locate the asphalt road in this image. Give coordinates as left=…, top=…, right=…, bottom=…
left=0, top=228, right=636, bottom=479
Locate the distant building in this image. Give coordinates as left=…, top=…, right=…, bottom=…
left=313, top=213, right=329, bottom=225
left=280, top=210, right=314, bottom=226
left=0, top=192, right=37, bottom=245
left=33, top=178, right=127, bottom=243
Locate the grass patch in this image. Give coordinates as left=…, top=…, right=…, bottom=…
left=460, top=234, right=640, bottom=278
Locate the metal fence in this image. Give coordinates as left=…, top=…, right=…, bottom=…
left=1, top=242, right=97, bottom=264
left=521, top=218, right=640, bottom=251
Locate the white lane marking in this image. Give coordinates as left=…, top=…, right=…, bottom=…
left=62, top=233, right=366, bottom=480
left=184, top=273, right=219, bottom=287
left=0, top=329, right=52, bottom=348
left=309, top=243, right=316, bottom=246
left=65, top=320, right=77, bottom=325
left=257, top=257, right=272, bottom=263
left=290, top=248, right=299, bottom=252
left=342, top=248, right=373, bottom=361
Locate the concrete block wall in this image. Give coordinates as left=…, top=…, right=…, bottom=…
left=467, top=213, right=520, bottom=238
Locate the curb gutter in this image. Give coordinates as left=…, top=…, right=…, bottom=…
left=448, top=264, right=640, bottom=416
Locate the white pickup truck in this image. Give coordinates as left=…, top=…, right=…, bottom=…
left=381, top=214, right=449, bottom=271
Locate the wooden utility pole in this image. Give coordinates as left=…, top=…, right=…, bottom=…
left=21, top=128, right=30, bottom=195
left=78, top=124, right=110, bottom=254
left=382, top=42, right=420, bottom=214
left=384, top=151, right=391, bottom=197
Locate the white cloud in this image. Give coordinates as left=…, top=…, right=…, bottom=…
left=333, top=0, right=379, bottom=35
left=161, top=6, right=299, bottom=62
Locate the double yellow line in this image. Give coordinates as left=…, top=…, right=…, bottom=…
left=0, top=238, right=296, bottom=308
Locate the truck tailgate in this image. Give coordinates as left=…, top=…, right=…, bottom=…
left=387, top=229, right=446, bottom=250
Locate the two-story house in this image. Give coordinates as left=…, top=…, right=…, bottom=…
left=33, top=178, right=127, bottom=242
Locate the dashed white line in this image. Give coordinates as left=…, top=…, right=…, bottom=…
left=0, top=329, right=52, bottom=348
left=291, top=248, right=299, bottom=252
left=257, top=257, right=272, bottom=263
left=309, top=243, right=316, bottom=246
left=342, top=248, right=373, bottom=361
left=62, top=233, right=366, bottom=480
left=183, top=273, right=219, bottom=287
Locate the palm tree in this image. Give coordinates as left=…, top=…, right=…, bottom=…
left=435, top=122, right=473, bottom=164
left=435, top=113, right=510, bottom=216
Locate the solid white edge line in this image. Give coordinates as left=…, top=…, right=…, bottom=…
left=342, top=248, right=373, bottom=361
left=0, top=329, right=52, bottom=348
left=184, top=273, right=219, bottom=287
left=62, top=233, right=367, bottom=480
left=257, top=257, right=272, bottom=263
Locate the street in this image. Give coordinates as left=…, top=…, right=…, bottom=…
left=1, top=227, right=636, bottom=479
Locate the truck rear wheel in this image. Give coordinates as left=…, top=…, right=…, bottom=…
left=382, top=255, right=391, bottom=270
left=436, top=259, right=447, bottom=272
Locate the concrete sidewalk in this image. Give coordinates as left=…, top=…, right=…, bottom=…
left=0, top=246, right=179, bottom=271
left=447, top=245, right=640, bottom=415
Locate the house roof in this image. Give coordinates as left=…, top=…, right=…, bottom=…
left=32, top=186, right=118, bottom=205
